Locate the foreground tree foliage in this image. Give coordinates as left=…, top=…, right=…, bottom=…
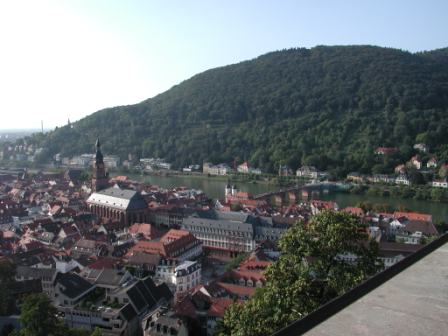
left=14, top=293, right=92, bottom=336
left=0, top=260, right=16, bottom=315
left=216, top=211, right=382, bottom=336
left=16, top=293, right=66, bottom=336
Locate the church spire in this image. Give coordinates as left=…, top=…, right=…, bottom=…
left=92, top=138, right=108, bottom=192
left=95, top=138, right=104, bottom=165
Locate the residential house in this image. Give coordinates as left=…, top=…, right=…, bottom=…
left=174, top=287, right=241, bottom=336
left=208, top=163, right=232, bottom=176
left=56, top=275, right=172, bottom=336
left=295, top=166, right=327, bottom=179
left=410, top=155, right=422, bottom=170
left=427, top=157, right=438, bottom=169
left=15, top=266, right=58, bottom=297
left=237, top=162, right=262, bottom=175
left=52, top=272, right=95, bottom=307
left=170, top=260, right=201, bottom=297
left=413, top=143, right=428, bottom=153
left=394, top=164, right=406, bottom=174
left=346, top=172, right=365, bottom=183
left=103, top=155, right=121, bottom=168
left=378, top=242, right=423, bottom=268
left=142, top=307, right=189, bottom=336
left=278, top=165, right=292, bottom=177
left=71, top=239, right=108, bottom=258
left=126, top=252, right=161, bottom=274
left=395, top=231, right=424, bottom=244
left=432, top=179, right=448, bottom=188
left=127, top=229, right=202, bottom=261
left=53, top=255, right=85, bottom=273
left=395, top=174, right=410, bottom=186
left=342, top=207, right=365, bottom=218
left=370, top=174, right=395, bottom=184
left=128, top=223, right=161, bottom=240
left=310, top=200, right=339, bottom=215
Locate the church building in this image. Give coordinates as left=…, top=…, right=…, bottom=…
left=87, top=139, right=149, bottom=225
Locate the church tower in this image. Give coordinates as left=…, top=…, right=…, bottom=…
left=91, top=138, right=109, bottom=192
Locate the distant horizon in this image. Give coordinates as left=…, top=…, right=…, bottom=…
left=0, top=128, right=52, bottom=132
left=1, top=0, right=447, bottom=130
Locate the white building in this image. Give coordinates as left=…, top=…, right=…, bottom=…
left=172, top=260, right=201, bottom=295
left=432, top=180, right=448, bottom=188
left=104, top=155, right=121, bottom=168
left=413, top=143, right=428, bottom=153
left=296, top=166, right=319, bottom=179
left=395, top=175, right=410, bottom=185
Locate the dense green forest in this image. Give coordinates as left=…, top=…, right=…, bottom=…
left=25, top=45, right=448, bottom=175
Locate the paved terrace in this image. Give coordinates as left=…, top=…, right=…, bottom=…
left=273, top=233, right=448, bottom=336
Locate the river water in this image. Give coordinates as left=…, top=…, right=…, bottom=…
left=126, top=174, right=448, bottom=222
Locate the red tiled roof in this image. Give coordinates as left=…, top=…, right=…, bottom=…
left=207, top=298, right=240, bottom=317
left=239, top=260, right=271, bottom=270
left=127, top=230, right=200, bottom=258
left=216, top=282, right=257, bottom=297
left=174, top=296, right=198, bottom=319
left=235, top=192, right=251, bottom=198
left=229, top=269, right=266, bottom=282
left=128, top=223, right=161, bottom=239
left=393, top=212, right=433, bottom=223
left=342, top=207, right=365, bottom=217
left=311, top=200, right=337, bottom=209
left=111, top=176, right=129, bottom=182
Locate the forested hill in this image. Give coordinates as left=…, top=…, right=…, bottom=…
left=30, top=45, right=448, bottom=175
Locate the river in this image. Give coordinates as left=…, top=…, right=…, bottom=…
left=125, top=174, right=448, bottom=222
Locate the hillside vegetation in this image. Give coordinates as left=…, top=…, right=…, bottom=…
left=28, top=45, right=448, bottom=175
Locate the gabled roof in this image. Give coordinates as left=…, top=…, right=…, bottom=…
left=95, top=269, right=129, bottom=286
left=404, top=220, right=438, bottom=236
left=54, top=272, right=93, bottom=299
left=208, top=298, right=239, bottom=317
left=120, top=303, right=137, bottom=321
left=86, top=186, right=148, bottom=211
left=393, top=211, right=433, bottom=223
left=156, top=282, right=173, bottom=302
left=127, top=251, right=160, bottom=266
left=125, top=276, right=168, bottom=313
left=127, top=285, right=146, bottom=311
left=216, top=282, right=256, bottom=297
left=16, top=265, right=57, bottom=280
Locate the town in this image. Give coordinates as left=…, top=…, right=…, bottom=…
left=0, top=139, right=442, bottom=336
left=2, top=136, right=447, bottom=189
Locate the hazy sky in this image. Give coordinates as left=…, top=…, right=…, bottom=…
left=0, top=0, right=447, bottom=129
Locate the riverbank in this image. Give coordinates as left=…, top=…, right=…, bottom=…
left=346, top=183, right=448, bottom=203
left=114, top=168, right=308, bottom=187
